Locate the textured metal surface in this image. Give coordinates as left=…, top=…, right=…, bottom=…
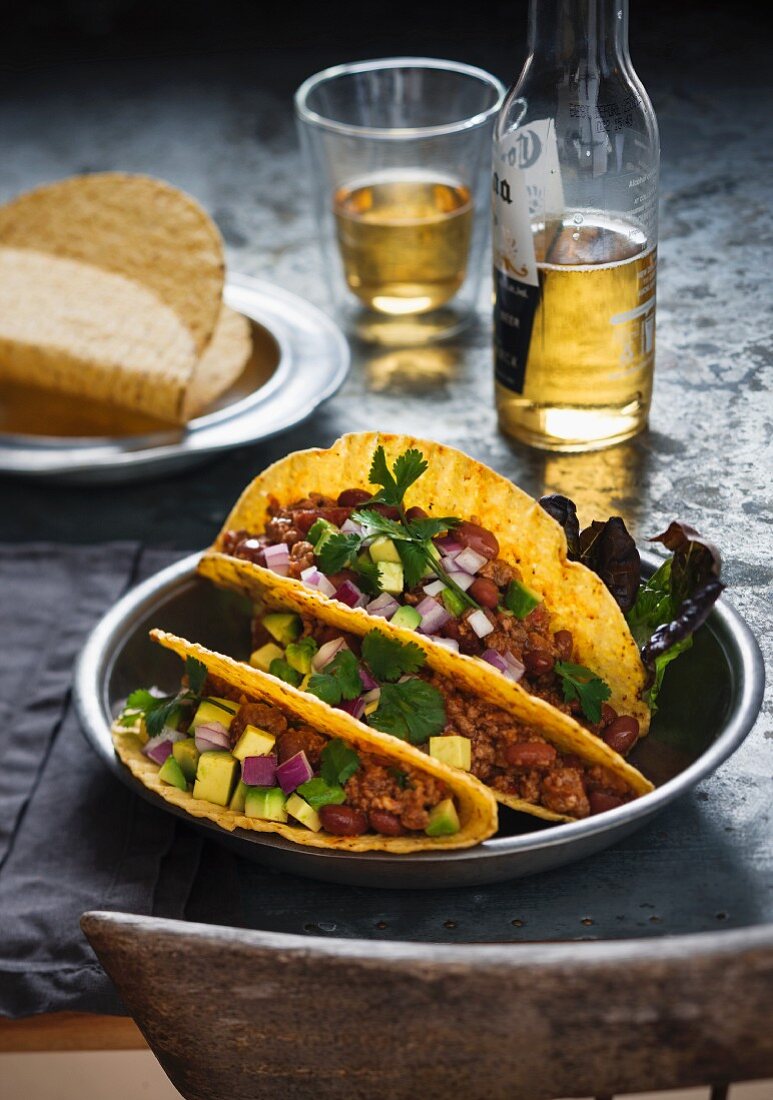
left=0, top=276, right=349, bottom=482
left=73, top=551, right=763, bottom=889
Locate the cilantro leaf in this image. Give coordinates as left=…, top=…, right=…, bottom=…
left=145, top=698, right=184, bottom=737
left=351, top=509, right=405, bottom=541
left=396, top=540, right=428, bottom=589
left=123, top=688, right=162, bottom=713
left=316, top=532, right=362, bottom=575
left=307, top=650, right=362, bottom=706
left=269, top=657, right=303, bottom=688
left=554, top=661, right=611, bottom=724
left=393, top=448, right=428, bottom=499
left=404, top=516, right=458, bottom=541
left=367, top=445, right=399, bottom=506
left=297, top=777, right=347, bottom=810
left=362, top=631, right=425, bottom=682
left=185, top=656, right=208, bottom=696
left=320, top=738, right=361, bottom=786
left=369, top=680, right=446, bottom=746
left=503, top=579, right=541, bottom=619
left=352, top=554, right=383, bottom=595
left=367, top=445, right=429, bottom=510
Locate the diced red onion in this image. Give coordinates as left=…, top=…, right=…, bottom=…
left=300, top=565, right=337, bottom=597
left=359, top=666, right=378, bottom=691
left=446, top=570, right=474, bottom=592
left=365, top=592, right=400, bottom=619
left=263, top=543, right=290, bottom=576
left=416, top=596, right=452, bottom=635
left=468, top=609, right=495, bottom=639
left=455, top=547, right=489, bottom=574
left=143, top=728, right=185, bottom=765
left=337, top=696, right=366, bottom=721
left=312, top=637, right=348, bottom=671
left=341, top=518, right=363, bottom=536
left=434, top=537, right=462, bottom=555
left=242, top=754, right=277, bottom=786
left=440, top=553, right=460, bottom=571
left=423, top=579, right=447, bottom=597
left=334, top=579, right=366, bottom=608
left=275, top=750, right=314, bottom=794
left=502, top=651, right=526, bottom=683
left=194, top=721, right=231, bottom=754
left=481, top=649, right=509, bottom=673
left=428, top=636, right=460, bottom=654
left=361, top=686, right=381, bottom=706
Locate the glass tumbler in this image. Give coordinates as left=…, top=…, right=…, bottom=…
left=295, top=58, right=505, bottom=345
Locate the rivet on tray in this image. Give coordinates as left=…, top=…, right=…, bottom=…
left=443, top=920, right=457, bottom=930
left=511, top=919, right=525, bottom=927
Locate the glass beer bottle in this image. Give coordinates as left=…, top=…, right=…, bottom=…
left=493, top=0, right=659, bottom=451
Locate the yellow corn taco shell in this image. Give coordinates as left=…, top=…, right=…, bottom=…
left=111, top=629, right=498, bottom=853
left=199, top=433, right=652, bottom=776
left=250, top=591, right=653, bottom=818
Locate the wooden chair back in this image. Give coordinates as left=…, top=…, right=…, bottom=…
left=81, top=911, right=773, bottom=1100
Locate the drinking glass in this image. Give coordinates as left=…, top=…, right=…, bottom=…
left=295, top=57, right=505, bottom=345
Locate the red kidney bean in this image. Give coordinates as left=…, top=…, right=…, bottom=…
left=601, top=703, right=618, bottom=727
left=235, top=537, right=265, bottom=566
left=318, top=507, right=351, bottom=527
left=371, top=503, right=401, bottom=520
left=276, top=731, right=306, bottom=764
left=588, top=791, right=625, bottom=815
left=319, top=804, right=369, bottom=836
left=368, top=810, right=405, bottom=836
left=603, top=716, right=640, bottom=756
left=290, top=510, right=319, bottom=535
left=441, top=618, right=461, bottom=640
left=454, top=522, right=500, bottom=560
left=523, top=648, right=555, bottom=676
left=553, top=629, right=573, bottom=660
left=406, top=506, right=428, bottom=521
left=468, top=577, right=500, bottom=609
left=505, top=742, right=557, bottom=768
left=337, top=488, right=372, bottom=508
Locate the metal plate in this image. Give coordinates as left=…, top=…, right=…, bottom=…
left=0, top=274, right=349, bottom=483
left=74, top=551, right=765, bottom=889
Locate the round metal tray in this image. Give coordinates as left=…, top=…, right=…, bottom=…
left=0, top=274, right=349, bottom=483
left=74, top=551, right=764, bottom=889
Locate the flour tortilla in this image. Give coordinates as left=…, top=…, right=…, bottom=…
left=111, top=629, right=499, bottom=853
left=199, top=433, right=653, bottom=798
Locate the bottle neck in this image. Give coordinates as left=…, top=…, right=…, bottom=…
left=528, top=0, right=630, bottom=72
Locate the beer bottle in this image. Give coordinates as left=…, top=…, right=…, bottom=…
left=492, top=0, right=659, bottom=451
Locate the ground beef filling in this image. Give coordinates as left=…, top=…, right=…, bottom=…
left=248, top=621, right=634, bottom=819
left=194, top=675, right=447, bottom=836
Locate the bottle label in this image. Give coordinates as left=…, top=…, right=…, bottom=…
left=492, top=120, right=562, bottom=393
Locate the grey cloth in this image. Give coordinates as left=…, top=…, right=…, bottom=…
left=0, top=544, right=240, bottom=1018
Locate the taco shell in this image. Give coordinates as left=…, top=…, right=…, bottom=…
left=200, top=433, right=652, bottom=767
left=112, top=629, right=498, bottom=853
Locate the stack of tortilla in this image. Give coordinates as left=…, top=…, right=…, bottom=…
left=0, top=173, right=251, bottom=424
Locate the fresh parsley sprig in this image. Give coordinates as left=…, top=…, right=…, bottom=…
left=369, top=679, right=447, bottom=745
left=118, top=656, right=215, bottom=736
left=361, top=631, right=425, bottom=682
left=554, top=661, right=611, bottom=725
left=307, top=650, right=363, bottom=707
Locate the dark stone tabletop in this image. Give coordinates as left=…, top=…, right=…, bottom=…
left=0, top=3, right=770, bottom=944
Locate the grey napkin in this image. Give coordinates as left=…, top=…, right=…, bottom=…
left=0, top=544, right=240, bottom=1018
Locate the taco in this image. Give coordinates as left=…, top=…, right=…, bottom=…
left=242, top=599, right=652, bottom=822
left=112, top=629, right=498, bottom=853
left=199, top=432, right=652, bottom=762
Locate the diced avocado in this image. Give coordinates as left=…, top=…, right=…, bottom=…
left=192, top=751, right=238, bottom=807
left=428, top=735, right=472, bottom=771
left=308, top=518, right=339, bottom=554
left=191, top=696, right=237, bottom=733
left=229, top=779, right=249, bottom=812
left=369, top=536, right=401, bottom=564
left=249, top=641, right=285, bottom=673
left=425, top=798, right=461, bottom=837
left=377, top=561, right=404, bottom=593
left=232, top=724, right=276, bottom=761
left=269, top=656, right=303, bottom=687
left=244, top=786, right=288, bottom=823
left=286, top=793, right=322, bottom=832
left=285, top=638, right=318, bottom=675
left=391, top=605, right=421, bottom=631
left=263, top=612, right=302, bottom=646
left=441, top=587, right=467, bottom=617
left=172, top=738, right=200, bottom=783
left=158, top=755, right=188, bottom=791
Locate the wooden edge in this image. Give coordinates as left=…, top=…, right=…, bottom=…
left=0, top=1012, right=147, bottom=1052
